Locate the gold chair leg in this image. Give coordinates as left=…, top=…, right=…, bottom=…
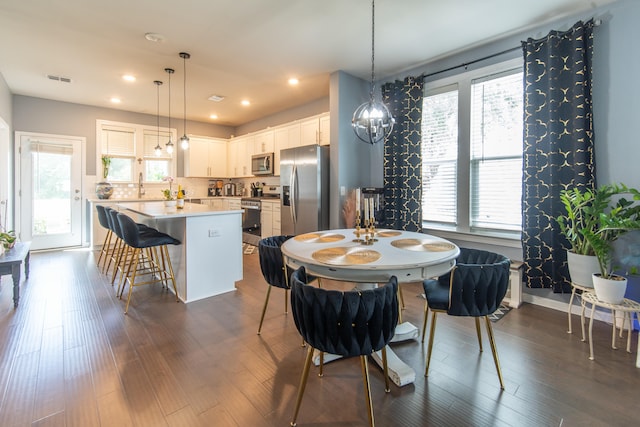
left=475, top=317, right=483, bottom=352
left=397, top=286, right=404, bottom=324
left=284, top=288, right=289, bottom=314
left=398, top=284, right=405, bottom=309
left=360, top=355, right=375, bottom=427
left=425, top=311, right=437, bottom=377
left=421, top=302, right=429, bottom=343
left=124, top=248, right=141, bottom=314
left=484, top=316, right=505, bottom=390
left=381, top=346, right=390, bottom=393
left=161, top=245, right=179, bottom=301
left=291, top=346, right=314, bottom=427
left=257, top=286, right=273, bottom=335
left=318, top=351, right=324, bottom=377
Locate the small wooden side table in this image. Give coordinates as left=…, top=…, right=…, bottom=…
left=581, top=292, right=640, bottom=367
left=0, top=241, right=31, bottom=308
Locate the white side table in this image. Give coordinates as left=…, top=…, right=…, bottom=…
left=567, top=282, right=595, bottom=339
left=581, top=292, right=640, bottom=367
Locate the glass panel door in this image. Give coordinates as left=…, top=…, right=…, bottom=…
left=18, top=133, right=83, bottom=250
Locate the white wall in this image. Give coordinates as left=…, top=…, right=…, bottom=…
left=0, top=73, right=13, bottom=230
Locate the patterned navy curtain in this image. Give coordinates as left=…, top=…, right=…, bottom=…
left=521, top=20, right=596, bottom=292
left=381, top=76, right=424, bottom=232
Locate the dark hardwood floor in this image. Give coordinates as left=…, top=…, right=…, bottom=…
left=0, top=248, right=638, bottom=426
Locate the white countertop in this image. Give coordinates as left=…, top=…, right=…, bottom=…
left=117, top=201, right=243, bottom=219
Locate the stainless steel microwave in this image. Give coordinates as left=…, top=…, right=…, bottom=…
left=251, top=152, right=274, bottom=176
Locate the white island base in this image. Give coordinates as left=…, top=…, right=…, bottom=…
left=119, top=202, right=243, bottom=303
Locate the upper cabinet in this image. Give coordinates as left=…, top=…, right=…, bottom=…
left=228, top=135, right=252, bottom=178
left=184, top=136, right=227, bottom=177
left=273, top=123, right=301, bottom=176
left=299, top=113, right=330, bottom=146
left=253, top=130, right=274, bottom=154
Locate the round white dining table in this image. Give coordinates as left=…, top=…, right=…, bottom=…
left=281, top=228, right=460, bottom=386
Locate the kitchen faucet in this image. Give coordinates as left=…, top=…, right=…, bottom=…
left=138, top=172, right=145, bottom=198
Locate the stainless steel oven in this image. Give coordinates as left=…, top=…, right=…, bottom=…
left=240, top=198, right=261, bottom=236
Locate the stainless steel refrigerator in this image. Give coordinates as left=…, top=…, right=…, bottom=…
left=280, top=145, right=329, bottom=235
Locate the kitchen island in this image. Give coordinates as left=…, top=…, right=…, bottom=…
left=117, top=201, right=243, bottom=303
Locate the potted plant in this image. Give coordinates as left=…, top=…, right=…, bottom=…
left=557, top=186, right=608, bottom=286
left=96, top=155, right=114, bottom=199
left=162, top=176, right=176, bottom=207
left=584, top=183, right=640, bottom=303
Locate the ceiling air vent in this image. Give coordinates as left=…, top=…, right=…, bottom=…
left=47, top=74, right=72, bottom=83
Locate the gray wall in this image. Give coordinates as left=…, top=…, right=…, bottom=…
left=13, top=96, right=235, bottom=176
left=381, top=0, right=639, bottom=192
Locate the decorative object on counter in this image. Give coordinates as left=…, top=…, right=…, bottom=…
left=351, top=0, right=395, bottom=144
left=179, top=52, right=191, bottom=150
left=164, top=67, right=175, bottom=154
left=96, top=155, right=114, bottom=199
left=176, top=184, right=185, bottom=208
left=162, top=176, right=176, bottom=206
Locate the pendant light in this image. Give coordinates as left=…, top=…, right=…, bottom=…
left=164, top=67, right=175, bottom=154
left=352, top=0, right=394, bottom=144
left=154, top=80, right=163, bottom=156
left=179, top=52, right=191, bottom=150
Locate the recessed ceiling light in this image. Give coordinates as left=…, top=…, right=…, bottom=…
left=288, top=77, right=299, bottom=85
left=123, top=75, right=136, bottom=82
left=241, top=100, right=250, bottom=106
left=210, top=114, right=218, bottom=120
left=144, top=32, right=165, bottom=42
left=110, top=97, right=121, bottom=104
left=208, top=95, right=225, bottom=102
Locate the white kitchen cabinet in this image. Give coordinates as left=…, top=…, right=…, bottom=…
left=184, top=136, right=227, bottom=177
left=227, top=198, right=242, bottom=210
left=228, top=136, right=251, bottom=177
left=274, top=123, right=301, bottom=176
left=299, top=113, right=330, bottom=146
left=319, top=113, right=330, bottom=145
left=261, top=201, right=274, bottom=238
left=253, top=130, right=274, bottom=154
left=273, top=203, right=281, bottom=236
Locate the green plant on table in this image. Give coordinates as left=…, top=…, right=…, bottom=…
left=583, top=183, right=640, bottom=279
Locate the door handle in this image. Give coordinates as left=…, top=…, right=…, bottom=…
left=74, top=196, right=80, bottom=201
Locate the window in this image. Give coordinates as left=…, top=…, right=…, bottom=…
left=421, top=59, right=523, bottom=235
left=97, top=120, right=176, bottom=183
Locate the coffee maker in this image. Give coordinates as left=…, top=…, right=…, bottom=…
left=224, top=183, right=237, bottom=196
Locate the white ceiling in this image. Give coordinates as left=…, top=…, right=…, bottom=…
left=0, top=0, right=615, bottom=127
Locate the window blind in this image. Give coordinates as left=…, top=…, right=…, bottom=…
left=101, top=127, right=135, bottom=157
left=421, top=86, right=458, bottom=224
left=470, top=70, right=523, bottom=231
left=143, top=130, right=172, bottom=159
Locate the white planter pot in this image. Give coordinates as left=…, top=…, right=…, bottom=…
left=567, top=251, right=600, bottom=288
left=164, top=200, right=177, bottom=207
left=592, top=273, right=627, bottom=304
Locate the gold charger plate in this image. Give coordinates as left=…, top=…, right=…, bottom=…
left=311, top=247, right=381, bottom=265
left=294, top=232, right=346, bottom=243
left=390, top=238, right=456, bottom=252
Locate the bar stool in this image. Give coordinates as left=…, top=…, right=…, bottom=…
left=95, top=205, right=113, bottom=272
left=116, top=212, right=180, bottom=314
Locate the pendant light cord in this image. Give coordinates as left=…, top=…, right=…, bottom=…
left=183, top=54, right=187, bottom=134
left=370, top=0, right=375, bottom=102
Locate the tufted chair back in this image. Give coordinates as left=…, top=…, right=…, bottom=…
left=290, top=266, right=398, bottom=358
left=431, top=248, right=510, bottom=317
left=258, top=235, right=294, bottom=289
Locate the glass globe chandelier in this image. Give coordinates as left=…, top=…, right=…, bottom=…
left=352, top=0, right=394, bottom=144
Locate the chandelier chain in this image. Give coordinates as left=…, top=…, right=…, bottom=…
left=370, top=0, right=375, bottom=101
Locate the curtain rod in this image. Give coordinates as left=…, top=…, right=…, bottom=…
left=421, top=18, right=601, bottom=80
left=421, top=45, right=521, bottom=80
